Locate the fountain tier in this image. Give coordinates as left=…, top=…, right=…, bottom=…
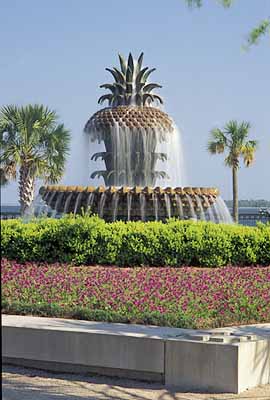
left=38, top=185, right=232, bottom=222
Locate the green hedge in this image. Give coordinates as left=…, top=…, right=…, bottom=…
left=1, top=216, right=270, bottom=267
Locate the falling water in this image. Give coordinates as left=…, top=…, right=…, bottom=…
left=127, top=192, right=132, bottom=221
left=46, top=191, right=55, bottom=208
left=22, top=194, right=42, bottom=220
left=74, top=192, right=84, bottom=215
left=44, top=191, right=58, bottom=217
left=51, top=192, right=64, bottom=217
left=139, top=193, right=146, bottom=221
left=186, top=194, right=197, bottom=220
left=64, top=193, right=73, bottom=214
left=86, top=192, right=95, bottom=212
left=204, top=196, right=215, bottom=222
left=112, top=192, right=119, bottom=221
left=195, top=195, right=205, bottom=221
left=153, top=193, right=159, bottom=221
left=164, top=193, right=171, bottom=218
left=43, top=191, right=51, bottom=203
left=210, top=196, right=220, bottom=223
left=176, top=194, right=184, bottom=219
left=37, top=191, right=51, bottom=216
left=33, top=194, right=46, bottom=216
left=37, top=185, right=233, bottom=224
left=155, top=124, right=185, bottom=187
left=89, top=122, right=185, bottom=188
left=215, top=196, right=233, bottom=224
left=98, top=192, right=107, bottom=218
left=40, top=190, right=57, bottom=217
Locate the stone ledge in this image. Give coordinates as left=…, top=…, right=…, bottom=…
left=2, top=325, right=164, bottom=375
left=165, top=336, right=270, bottom=393
left=2, top=315, right=270, bottom=394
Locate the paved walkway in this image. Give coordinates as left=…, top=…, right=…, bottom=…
left=2, top=365, right=270, bottom=400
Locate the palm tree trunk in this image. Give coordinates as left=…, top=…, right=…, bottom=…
left=19, top=165, right=34, bottom=215
left=232, top=166, right=238, bottom=223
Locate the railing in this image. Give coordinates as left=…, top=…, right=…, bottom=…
left=0, top=212, right=21, bottom=220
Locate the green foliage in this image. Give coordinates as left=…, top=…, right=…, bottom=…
left=0, top=104, right=70, bottom=187
left=2, top=216, right=270, bottom=267
left=186, top=0, right=233, bottom=8
left=244, top=19, right=270, bottom=49
left=184, top=1, right=269, bottom=48
left=208, top=120, right=258, bottom=169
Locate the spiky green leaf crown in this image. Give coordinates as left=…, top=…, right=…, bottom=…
left=98, top=52, right=163, bottom=107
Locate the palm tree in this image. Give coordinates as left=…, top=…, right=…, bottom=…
left=0, top=104, right=70, bottom=214
left=207, top=120, right=258, bottom=223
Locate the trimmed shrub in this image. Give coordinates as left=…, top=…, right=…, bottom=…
left=1, top=216, right=270, bottom=267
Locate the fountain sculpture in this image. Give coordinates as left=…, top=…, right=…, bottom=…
left=39, top=53, right=232, bottom=223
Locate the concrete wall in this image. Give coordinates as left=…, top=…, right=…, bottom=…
left=238, top=340, right=270, bottom=392
left=165, top=339, right=239, bottom=393
left=2, top=315, right=270, bottom=394
left=2, top=326, right=164, bottom=381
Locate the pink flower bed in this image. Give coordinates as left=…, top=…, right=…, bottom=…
left=2, top=259, right=270, bottom=328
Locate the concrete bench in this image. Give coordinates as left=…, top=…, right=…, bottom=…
left=2, top=315, right=270, bottom=393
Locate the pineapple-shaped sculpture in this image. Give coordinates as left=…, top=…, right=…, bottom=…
left=84, top=53, right=174, bottom=187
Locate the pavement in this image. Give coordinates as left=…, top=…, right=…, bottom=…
left=2, top=364, right=270, bottom=400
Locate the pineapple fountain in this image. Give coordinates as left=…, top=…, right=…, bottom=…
left=39, top=53, right=232, bottom=223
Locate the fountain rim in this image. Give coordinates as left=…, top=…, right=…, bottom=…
left=39, top=185, right=220, bottom=197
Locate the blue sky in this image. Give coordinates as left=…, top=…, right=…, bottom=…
left=1, top=0, right=269, bottom=204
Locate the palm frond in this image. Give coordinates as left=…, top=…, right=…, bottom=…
left=0, top=159, right=17, bottom=185
left=210, top=128, right=228, bottom=143
left=207, top=141, right=224, bottom=154
left=224, top=153, right=239, bottom=168
left=241, top=140, right=258, bottom=167
left=208, top=128, right=227, bottom=155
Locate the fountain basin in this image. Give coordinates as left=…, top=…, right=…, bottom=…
left=38, top=185, right=232, bottom=222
